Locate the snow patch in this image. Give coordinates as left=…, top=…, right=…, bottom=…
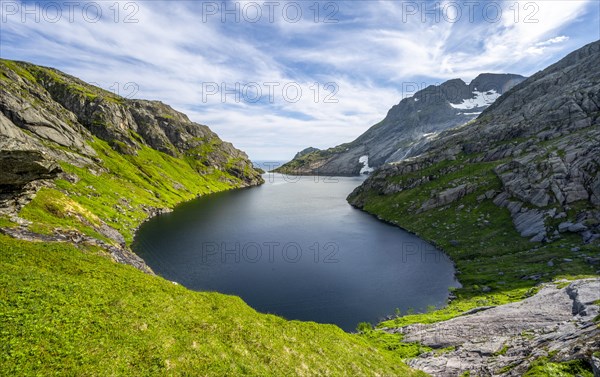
left=449, top=90, right=499, bottom=110
left=359, top=155, right=374, bottom=174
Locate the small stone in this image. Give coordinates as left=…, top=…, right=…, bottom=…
left=559, top=222, right=573, bottom=232
left=547, top=260, right=554, bottom=267
left=584, top=257, right=600, bottom=265
left=568, top=223, right=588, bottom=233
left=482, top=286, right=492, bottom=292
left=530, top=233, right=545, bottom=242
left=571, top=247, right=580, bottom=252
left=563, top=258, right=573, bottom=263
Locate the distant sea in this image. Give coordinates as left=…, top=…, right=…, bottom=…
left=252, top=160, right=287, bottom=172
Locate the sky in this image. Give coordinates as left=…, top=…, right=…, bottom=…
left=1, top=1, right=599, bottom=160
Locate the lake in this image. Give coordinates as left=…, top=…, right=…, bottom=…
left=133, top=172, right=459, bottom=331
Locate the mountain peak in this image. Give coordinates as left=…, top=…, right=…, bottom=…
left=276, top=72, right=526, bottom=176
left=470, top=73, right=527, bottom=94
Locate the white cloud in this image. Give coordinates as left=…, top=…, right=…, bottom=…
left=537, top=35, right=570, bottom=46
left=0, top=0, right=596, bottom=160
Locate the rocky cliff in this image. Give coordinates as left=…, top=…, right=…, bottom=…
left=276, top=73, right=525, bottom=176
left=349, top=40, right=600, bottom=245
left=0, top=60, right=263, bottom=190
left=0, top=59, right=263, bottom=271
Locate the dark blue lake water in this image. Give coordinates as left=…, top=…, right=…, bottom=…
left=133, top=172, right=458, bottom=331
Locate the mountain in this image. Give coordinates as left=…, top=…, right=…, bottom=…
left=0, top=60, right=263, bottom=191
left=294, top=146, right=320, bottom=159
left=350, top=40, right=599, bottom=244
left=347, top=41, right=600, bottom=375
left=276, top=73, right=525, bottom=176
left=0, top=60, right=427, bottom=376
left=0, top=59, right=264, bottom=261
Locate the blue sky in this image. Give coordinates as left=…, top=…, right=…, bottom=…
left=1, top=1, right=599, bottom=160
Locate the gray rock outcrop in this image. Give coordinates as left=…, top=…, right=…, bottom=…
left=384, top=279, right=600, bottom=376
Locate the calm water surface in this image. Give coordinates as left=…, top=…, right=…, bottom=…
left=133, top=173, right=459, bottom=331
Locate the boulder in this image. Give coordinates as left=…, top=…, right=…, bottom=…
left=568, top=223, right=588, bottom=233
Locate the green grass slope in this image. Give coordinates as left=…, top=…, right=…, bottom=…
left=20, top=137, right=238, bottom=244
left=347, top=154, right=599, bottom=375
left=0, top=234, right=425, bottom=376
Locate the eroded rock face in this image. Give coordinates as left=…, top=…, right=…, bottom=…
left=0, top=113, right=60, bottom=190
left=0, top=150, right=60, bottom=189
left=419, top=184, right=477, bottom=212
left=384, top=279, right=600, bottom=377
left=0, top=67, right=96, bottom=157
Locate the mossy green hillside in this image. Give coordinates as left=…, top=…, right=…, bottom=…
left=19, top=137, right=241, bottom=244
left=349, top=156, right=599, bottom=329
left=274, top=144, right=351, bottom=174
left=0, top=234, right=425, bottom=376
left=522, top=358, right=594, bottom=377
left=1, top=58, right=122, bottom=103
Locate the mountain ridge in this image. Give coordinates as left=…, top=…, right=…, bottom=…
left=275, top=72, right=526, bottom=176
